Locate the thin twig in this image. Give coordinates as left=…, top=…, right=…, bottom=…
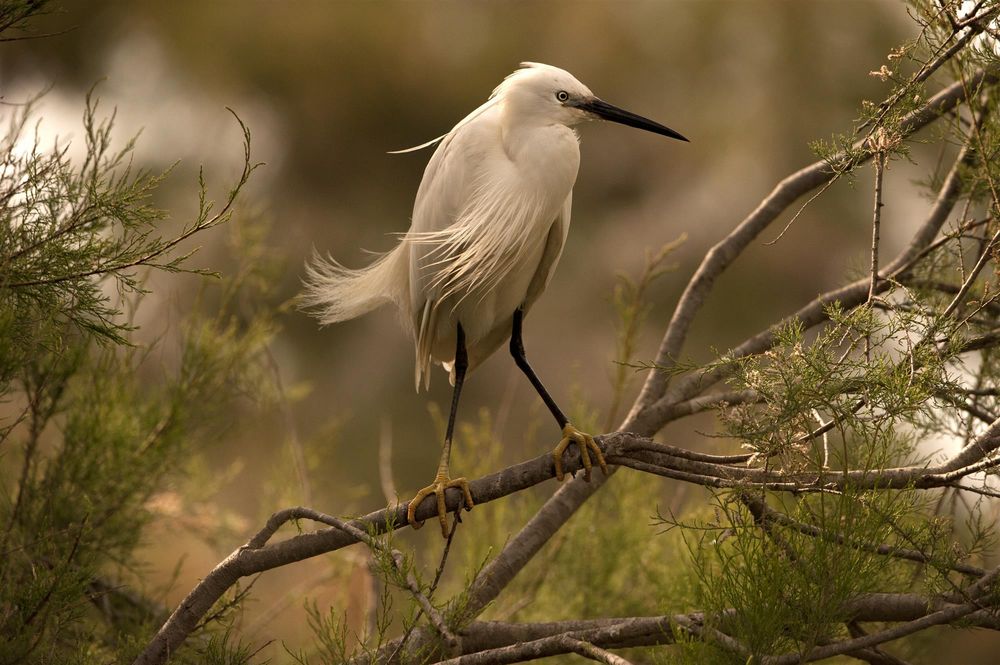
left=950, top=482, right=1000, bottom=499
left=254, top=507, right=458, bottom=652
left=265, top=345, right=312, bottom=506
left=379, top=418, right=398, bottom=505
left=942, top=224, right=1000, bottom=320
left=389, top=514, right=461, bottom=664
left=740, top=493, right=984, bottom=577
left=867, top=138, right=888, bottom=359
left=647, top=136, right=980, bottom=425
left=6, top=110, right=260, bottom=289
left=559, top=637, right=635, bottom=665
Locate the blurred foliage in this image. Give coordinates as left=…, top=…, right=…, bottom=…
left=0, top=0, right=52, bottom=39
left=0, top=7, right=275, bottom=660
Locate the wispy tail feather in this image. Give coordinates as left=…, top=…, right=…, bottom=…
left=301, top=243, right=409, bottom=325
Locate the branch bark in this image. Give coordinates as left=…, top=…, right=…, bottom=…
left=647, top=134, right=980, bottom=424
left=425, top=584, right=1000, bottom=664
left=629, top=70, right=995, bottom=436
left=135, top=414, right=1000, bottom=664
left=133, top=436, right=628, bottom=664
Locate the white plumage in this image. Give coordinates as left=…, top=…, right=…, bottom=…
left=304, top=63, right=587, bottom=388
left=303, top=62, right=686, bottom=535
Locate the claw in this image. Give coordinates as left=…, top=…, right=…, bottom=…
left=552, top=424, right=608, bottom=482
left=406, top=474, right=474, bottom=537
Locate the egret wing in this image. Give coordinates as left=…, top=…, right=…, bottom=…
left=407, top=117, right=570, bottom=388
left=523, top=192, right=572, bottom=312
left=407, top=106, right=500, bottom=388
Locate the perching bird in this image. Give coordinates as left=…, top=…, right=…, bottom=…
left=304, top=62, right=687, bottom=536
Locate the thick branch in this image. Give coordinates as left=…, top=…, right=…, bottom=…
left=136, top=414, right=1000, bottom=664
left=629, top=70, right=995, bottom=435
left=612, top=416, right=1000, bottom=490
left=133, top=435, right=629, bottom=665
left=433, top=586, right=1000, bottom=664
left=647, top=135, right=979, bottom=425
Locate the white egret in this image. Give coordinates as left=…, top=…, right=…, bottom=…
left=303, top=62, right=687, bottom=536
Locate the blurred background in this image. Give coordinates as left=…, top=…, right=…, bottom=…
left=8, top=0, right=983, bottom=660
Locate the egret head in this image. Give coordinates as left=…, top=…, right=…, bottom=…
left=496, top=62, right=688, bottom=142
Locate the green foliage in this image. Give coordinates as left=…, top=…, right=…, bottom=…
left=0, top=79, right=272, bottom=660
left=507, top=469, right=696, bottom=622
left=199, top=625, right=272, bottom=665
left=0, top=89, right=257, bottom=349
left=295, top=600, right=352, bottom=664
left=668, top=491, right=898, bottom=663
left=719, top=302, right=952, bottom=470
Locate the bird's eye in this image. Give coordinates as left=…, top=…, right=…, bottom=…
left=555, top=90, right=570, bottom=102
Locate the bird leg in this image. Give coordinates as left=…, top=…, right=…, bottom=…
left=509, top=308, right=608, bottom=481
left=407, top=323, right=474, bottom=537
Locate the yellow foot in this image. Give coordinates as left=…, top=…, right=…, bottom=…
left=406, top=474, right=474, bottom=537
left=552, top=424, right=608, bottom=482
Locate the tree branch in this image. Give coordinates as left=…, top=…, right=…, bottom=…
left=629, top=72, right=994, bottom=436
left=425, top=583, right=1000, bottom=664
left=133, top=435, right=630, bottom=664
left=648, top=134, right=980, bottom=425
left=135, top=414, right=1000, bottom=664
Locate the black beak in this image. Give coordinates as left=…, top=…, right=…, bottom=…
left=572, top=97, right=688, bottom=142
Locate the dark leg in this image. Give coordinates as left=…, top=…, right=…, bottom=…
left=407, top=323, right=474, bottom=537
left=510, top=308, right=568, bottom=428
left=509, top=308, right=608, bottom=481
left=445, top=323, right=469, bottom=446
